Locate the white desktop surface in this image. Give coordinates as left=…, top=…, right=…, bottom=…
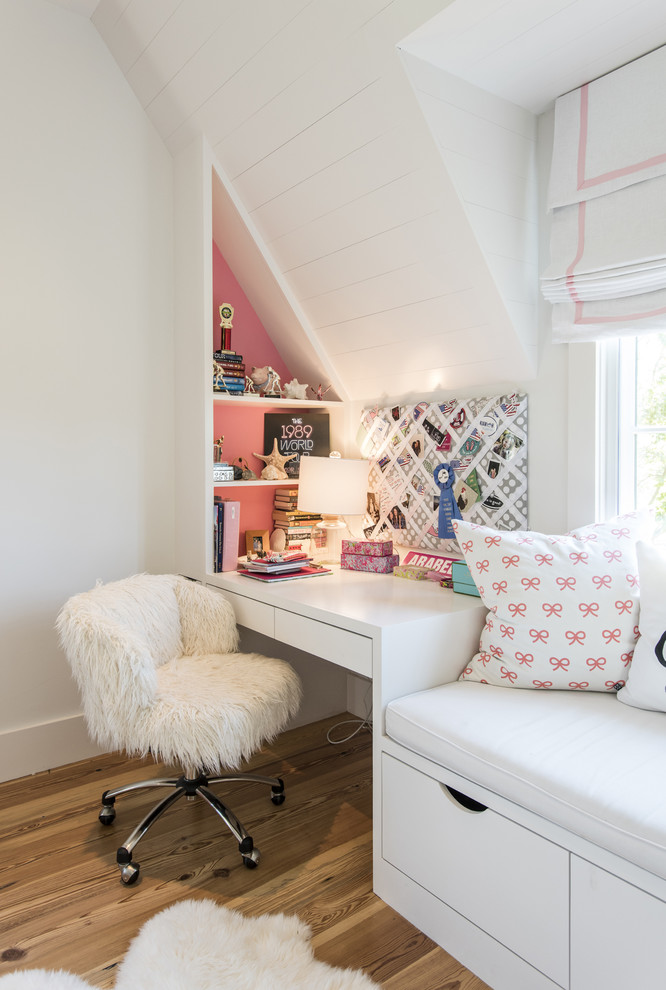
left=209, top=565, right=487, bottom=690
left=209, top=565, right=483, bottom=639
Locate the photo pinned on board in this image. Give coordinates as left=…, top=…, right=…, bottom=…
left=492, top=429, right=524, bottom=461
left=454, top=479, right=479, bottom=514
left=487, top=458, right=501, bottom=479
left=388, top=504, right=407, bottom=530
left=483, top=493, right=504, bottom=510
left=410, top=433, right=424, bottom=458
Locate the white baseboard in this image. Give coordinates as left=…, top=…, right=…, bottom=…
left=0, top=668, right=369, bottom=785
left=0, top=714, right=104, bottom=783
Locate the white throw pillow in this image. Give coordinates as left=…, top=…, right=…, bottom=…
left=452, top=512, right=650, bottom=691
left=617, top=541, right=666, bottom=712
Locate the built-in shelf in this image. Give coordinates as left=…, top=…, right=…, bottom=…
left=214, top=479, right=300, bottom=488
left=213, top=392, right=341, bottom=408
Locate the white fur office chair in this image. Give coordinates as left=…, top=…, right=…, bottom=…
left=56, top=573, right=301, bottom=884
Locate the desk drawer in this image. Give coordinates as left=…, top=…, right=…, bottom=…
left=214, top=589, right=274, bottom=638
left=274, top=609, right=372, bottom=677
left=382, top=753, right=569, bottom=987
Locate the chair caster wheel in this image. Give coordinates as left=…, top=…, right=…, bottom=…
left=242, top=848, right=260, bottom=869
left=99, top=807, right=116, bottom=825
left=271, top=779, right=285, bottom=805
left=120, top=862, right=140, bottom=885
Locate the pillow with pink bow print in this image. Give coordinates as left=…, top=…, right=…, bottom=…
left=452, top=511, right=653, bottom=692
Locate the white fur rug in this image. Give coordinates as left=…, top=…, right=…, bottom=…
left=0, top=899, right=378, bottom=990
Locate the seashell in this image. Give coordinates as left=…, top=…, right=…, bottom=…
left=283, top=378, right=309, bottom=400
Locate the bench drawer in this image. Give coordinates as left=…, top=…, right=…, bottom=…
left=571, top=858, right=666, bottom=989
left=382, top=753, right=569, bottom=987
left=274, top=609, right=372, bottom=677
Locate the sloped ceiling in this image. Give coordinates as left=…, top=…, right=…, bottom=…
left=60, top=0, right=666, bottom=402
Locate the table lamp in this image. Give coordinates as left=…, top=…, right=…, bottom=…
left=297, top=453, right=369, bottom=563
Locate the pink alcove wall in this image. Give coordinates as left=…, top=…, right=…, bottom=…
left=212, top=242, right=292, bottom=384
left=212, top=242, right=298, bottom=555
left=214, top=401, right=309, bottom=553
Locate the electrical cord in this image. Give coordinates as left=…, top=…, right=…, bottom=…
left=326, top=679, right=373, bottom=744
left=326, top=716, right=373, bottom=744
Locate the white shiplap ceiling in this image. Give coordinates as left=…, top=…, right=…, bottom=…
left=400, top=0, right=666, bottom=114
left=57, top=0, right=666, bottom=402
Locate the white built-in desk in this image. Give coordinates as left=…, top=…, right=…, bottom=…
left=209, top=566, right=487, bottom=942
left=208, top=566, right=486, bottom=728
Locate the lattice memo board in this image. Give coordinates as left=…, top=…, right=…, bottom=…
left=357, top=393, right=528, bottom=552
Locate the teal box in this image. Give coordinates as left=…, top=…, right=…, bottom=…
left=452, top=561, right=480, bottom=597
left=452, top=560, right=474, bottom=582
left=453, top=580, right=481, bottom=598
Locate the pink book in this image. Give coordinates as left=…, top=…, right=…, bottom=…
left=220, top=500, right=241, bottom=572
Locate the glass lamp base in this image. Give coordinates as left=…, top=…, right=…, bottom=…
left=309, top=520, right=348, bottom=565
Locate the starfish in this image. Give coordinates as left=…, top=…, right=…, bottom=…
left=253, top=438, right=297, bottom=480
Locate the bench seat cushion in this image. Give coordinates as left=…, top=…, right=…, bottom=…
left=386, top=681, right=666, bottom=879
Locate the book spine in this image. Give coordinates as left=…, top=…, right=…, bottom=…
left=272, top=515, right=317, bottom=524
left=215, top=502, right=224, bottom=572
left=213, top=505, right=218, bottom=573
left=214, top=350, right=243, bottom=363
left=216, top=365, right=245, bottom=377
left=274, top=525, right=315, bottom=534
left=215, top=379, right=245, bottom=391
left=221, top=500, right=240, bottom=571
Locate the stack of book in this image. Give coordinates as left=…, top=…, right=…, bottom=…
left=271, top=488, right=322, bottom=551
left=238, top=551, right=330, bottom=583
left=213, top=349, right=245, bottom=394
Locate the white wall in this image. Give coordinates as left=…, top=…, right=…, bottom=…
left=348, top=343, right=570, bottom=542
left=399, top=52, right=539, bottom=368
left=347, top=96, right=571, bottom=538
left=0, top=0, right=175, bottom=780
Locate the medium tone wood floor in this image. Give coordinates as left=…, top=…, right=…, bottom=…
left=0, top=714, right=489, bottom=989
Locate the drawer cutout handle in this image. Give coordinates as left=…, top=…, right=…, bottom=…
left=442, top=784, right=488, bottom=813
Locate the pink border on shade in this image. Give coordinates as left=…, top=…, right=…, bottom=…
left=565, top=85, right=666, bottom=319
left=566, top=200, right=666, bottom=320
left=577, top=83, right=666, bottom=192
left=565, top=202, right=587, bottom=303
left=574, top=300, right=666, bottom=325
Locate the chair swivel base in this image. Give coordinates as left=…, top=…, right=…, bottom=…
left=99, top=771, right=286, bottom=884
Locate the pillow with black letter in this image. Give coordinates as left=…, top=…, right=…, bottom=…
left=617, top=541, right=666, bottom=712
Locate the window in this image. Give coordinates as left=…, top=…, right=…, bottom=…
left=603, top=333, right=666, bottom=535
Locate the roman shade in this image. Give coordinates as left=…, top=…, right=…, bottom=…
left=541, top=45, right=666, bottom=342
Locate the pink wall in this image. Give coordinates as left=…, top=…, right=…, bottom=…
left=212, top=242, right=292, bottom=384
left=213, top=242, right=298, bottom=554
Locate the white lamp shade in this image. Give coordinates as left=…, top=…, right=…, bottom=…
left=297, top=456, right=369, bottom=516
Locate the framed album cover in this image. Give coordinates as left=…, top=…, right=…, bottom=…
left=263, top=412, right=330, bottom=479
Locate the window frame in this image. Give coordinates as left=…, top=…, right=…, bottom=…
left=597, top=333, right=666, bottom=531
